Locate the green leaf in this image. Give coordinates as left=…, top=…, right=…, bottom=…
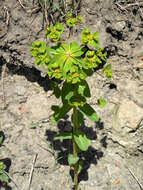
left=97, top=98, right=107, bottom=108
left=63, top=57, right=73, bottom=73
left=51, top=105, right=59, bottom=112
left=66, top=18, right=77, bottom=27
left=77, top=15, right=82, bottom=22
left=102, top=64, right=112, bottom=79
left=77, top=80, right=91, bottom=98
left=74, top=130, right=90, bottom=151
left=53, top=54, right=67, bottom=66
left=49, top=47, right=60, bottom=55
left=39, top=47, right=46, bottom=54
left=69, top=95, right=86, bottom=107
left=30, top=122, right=36, bottom=129
left=54, top=87, right=61, bottom=98
left=0, top=136, right=3, bottom=146
left=70, top=41, right=80, bottom=52
left=62, top=43, right=70, bottom=52
left=104, top=63, right=111, bottom=70
left=86, top=51, right=94, bottom=58
left=0, top=172, right=8, bottom=183
left=50, top=81, right=61, bottom=98
left=77, top=184, right=81, bottom=190
left=0, top=162, right=4, bottom=170
left=54, top=132, right=72, bottom=140
left=32, top=41, right=41, bottom=47
left=81, top=29, right=99, bottom=48
left=46, top=24, right=64, bottom=42
left=72, top=50, right=84, bottom=57
left=83, top=68, right=93, bottom=77
left=61, top=82, right=74, bottom=104
left=55, top=22, right=64, bottom=32
left=79, top=103, right=99, bottom=122
left=68, top=154, right=79, bottom=166
left=51, top=104, right=72, bottom=123
left=78, top=161, right=83, bottom=174
left=55, top=156, right=63, bottom=162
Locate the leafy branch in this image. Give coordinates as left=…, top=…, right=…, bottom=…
left=30, top=14, right=112, bottom=190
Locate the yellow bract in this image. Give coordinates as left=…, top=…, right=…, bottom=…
left=89, top=58, right=94, bottom=63
left=87, top=35, right=92, bottom=40
left=42, top=56, right=46, bottom=59
left=73, top=73, right=79, bottom=77
left=55, top=69, right=60, bottom=73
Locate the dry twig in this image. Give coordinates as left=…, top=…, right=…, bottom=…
left=127, top=167, right=143, bottom=190
left=44, top=0, right=48, bottom=29
left=37, top=143, right=55, bottom=156
left=28, top=153, right=38, bottom=190
left=124, top=2, right=143, bottom=9
left=0, top=6, right=10, bottom=39
left=16, top=0, right=41, bottom=13
left=115, top=3, right=128, bottom=12
left=134, top=0, right=143, bottom=18
left=115, top=1, right=143, bottom=17
left=17, top=0, right=29, bottom=10
left=1, top=64, right=7, bottom=109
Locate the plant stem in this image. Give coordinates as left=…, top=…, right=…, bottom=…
left=73, top=106, right=78, bottom=190
left=68, top=27, right=73, bottom=42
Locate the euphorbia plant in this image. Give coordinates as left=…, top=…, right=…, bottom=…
left=30, top=16, right=112, bottom=190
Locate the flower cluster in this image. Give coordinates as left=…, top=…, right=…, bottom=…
left=102, top=64, right=112, bottom=79
left=66, top=14, right=82, bottom=27
left=46, top=41, right=87, bottom=83
left=30, top=41, right=50, bottom=66
left=83, top=50, right=101, bottom=69
left=30, top=19, right=111, bottom=83
left=46, top=22, right=64, bottom=42
left=81, top=29, right=99, bottom=48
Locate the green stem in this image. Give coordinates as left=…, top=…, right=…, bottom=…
left=73, top=106, right=78, bottom=190
left=68, top=27, right=73, bottom=42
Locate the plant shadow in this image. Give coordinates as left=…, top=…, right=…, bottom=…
left=6, top=63, right=51, bottom=92
left=45, top=116, right=107, bottom=183
left=0, top=58, right=51, bottom=92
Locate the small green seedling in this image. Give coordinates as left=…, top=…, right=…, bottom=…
left=0, top=162, right=8, bottom=184
left=30, top=15, right=112, bottom=190
left=0, top=133, right=9, bottom=185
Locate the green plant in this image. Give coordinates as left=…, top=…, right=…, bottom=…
left=0, top=133, right=9, bottom=185
left=0, top=162, right=8, bottom=185
left=30, top=15, right=112, bottom=190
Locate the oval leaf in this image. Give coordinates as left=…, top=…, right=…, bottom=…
left=78, top=103, right=99, bottom=122
left=0, top=172, right=9, bottom=183
left=77, top=80, right=91, bottom=98
left=97, top=98, right=106, bottom=108
left=0, top=136, right=3, bottom=146
left=68, top=154, right=79, bottom=166
left=55, top=132, right=72, bottom=140
left=51, top=104, right=72, bottom=123
left=74, top=130, right=90, bottom=151
left=78, top=161, right=83, bottom=174
left=61, top=82, right=74, bottom=104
